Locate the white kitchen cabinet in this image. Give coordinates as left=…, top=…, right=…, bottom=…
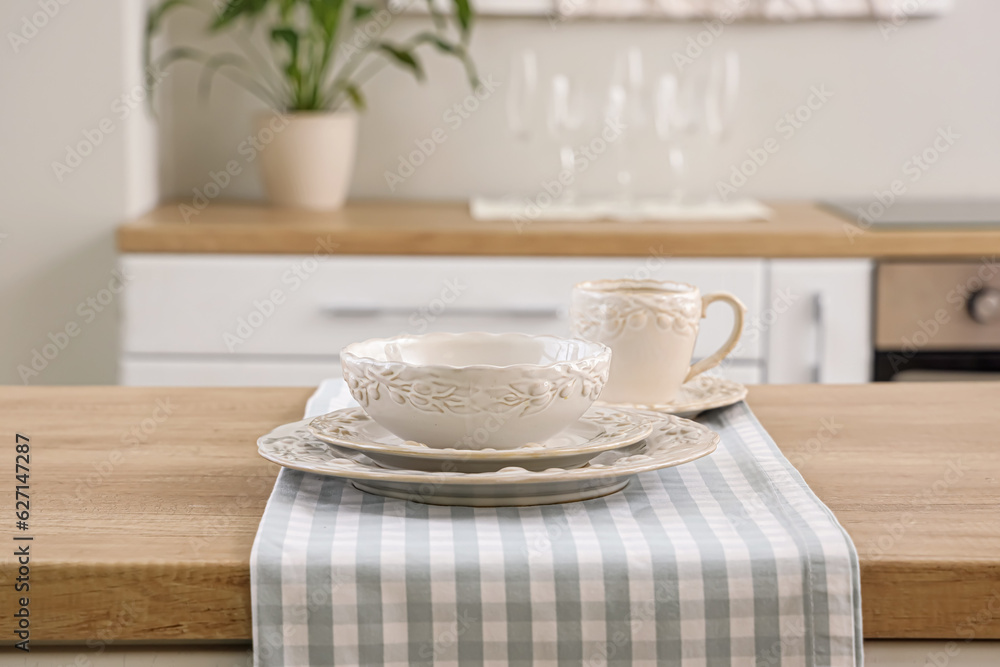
left=766, top=259, right=874, bottom=384
left=118, top=255, right=871, bottom=387
left=120, top=255, right=766, bottom=386
left=120, top=356, right=344, bottom=387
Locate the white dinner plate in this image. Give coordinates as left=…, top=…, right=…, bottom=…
left=308, top=406, right=653, bottom=473
left=258, top=415, right=719, bottom=507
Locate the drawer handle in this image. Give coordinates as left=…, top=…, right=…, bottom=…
left=321, top=306, right=566, bottom=319
left=812, top=292, right=826, bottom=383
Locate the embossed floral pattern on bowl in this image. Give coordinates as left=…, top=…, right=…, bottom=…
left=341, top=332, right=612, bottom=450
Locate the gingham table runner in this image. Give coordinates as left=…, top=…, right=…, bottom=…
left=251, top=379, right=862, bottom=667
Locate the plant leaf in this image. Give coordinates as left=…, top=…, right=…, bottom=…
left=212, top=0, right=246, bottom=28
left=147, top=46, right=280, bottom=108
left=145, top=0, right=201, bottom=104
left=376, top=43, right=424, bottom=81
left=147, top=0, right=196, bottom=36
left=197, top=52, right=253, bottom=100
left=145, top=0, right=478, bottom=113
left=147, top=45, right=205, bottom=100
left=343, top=83, right=366, bottom=110
left=411, top=31, right=458, bottom=54
left=409, top=31, right=479, bottom=88
left=310, top=0, right=345, bottom=36
left=270, top=26, right=301, bottom=81
left=212, top=0, right=269, bottom=30
left=424, top=0, right=446, bottom=31
left=451, top=0, right=473, bottom=36
left=271, top=27, right=300, bottom=59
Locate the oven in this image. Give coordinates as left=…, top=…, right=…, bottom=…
left=874, top=261, right=1000, bottom=381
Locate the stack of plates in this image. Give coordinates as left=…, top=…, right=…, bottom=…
left=257, top=405, right=720, bottom=507
left=257, top=332, right=739, bottom=507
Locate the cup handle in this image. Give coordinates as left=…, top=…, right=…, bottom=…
left=684, top=292, right=747, bottom=383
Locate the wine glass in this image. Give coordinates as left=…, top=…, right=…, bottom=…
left=705, top=50, right=740, bottom=146
left=546, top=73, right=588, bottom=204
left=506, top=48, right=538, bottom=143
left=653, top=71, right=699, bottom=204
left=606, top=47, right=648, bottom=206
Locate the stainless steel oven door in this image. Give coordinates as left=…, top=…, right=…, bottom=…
left=875, top=261, right=1000, bottom=381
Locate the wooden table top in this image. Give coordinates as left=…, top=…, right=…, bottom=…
left=116, top=200, right=1000, bottom=258
left=2, top=383, right=998, bottom=643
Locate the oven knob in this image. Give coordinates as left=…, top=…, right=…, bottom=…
left=968, top=287, right=1000, bottom=324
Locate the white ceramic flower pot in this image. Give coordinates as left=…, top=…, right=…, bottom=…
left=255, top=111, right=357, bottom=210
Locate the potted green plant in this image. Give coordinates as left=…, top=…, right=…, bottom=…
left=147, top=0, right=476, bottom=210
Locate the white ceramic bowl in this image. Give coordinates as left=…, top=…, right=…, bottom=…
left=341, top=332, right=612, bottom=450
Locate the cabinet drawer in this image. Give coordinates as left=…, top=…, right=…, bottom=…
left=121, top=255, right=764, bottom=359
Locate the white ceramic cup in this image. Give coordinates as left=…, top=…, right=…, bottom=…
left=570, top=279, right=746, bottom=404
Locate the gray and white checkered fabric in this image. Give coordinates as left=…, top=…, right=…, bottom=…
left=251, top=379, right=862, bottom=667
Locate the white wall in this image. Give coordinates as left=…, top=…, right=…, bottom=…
left=159, top=0, right=999, bottom=204
left=0, top=0, right=156, bottom=385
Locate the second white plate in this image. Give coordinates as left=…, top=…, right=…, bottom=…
left=308, top=406, right=653, bottom=473
left=259, top=414, right=719, bottom=507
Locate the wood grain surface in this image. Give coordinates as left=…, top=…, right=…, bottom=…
left=116, top=201, right=1000, bottom=258
left=0, top=383, right=997, bottom=643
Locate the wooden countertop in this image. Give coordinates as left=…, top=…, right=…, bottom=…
left=116, top=201, right=1000, bottom=258
left=2, top=383, right=999, bottom=643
